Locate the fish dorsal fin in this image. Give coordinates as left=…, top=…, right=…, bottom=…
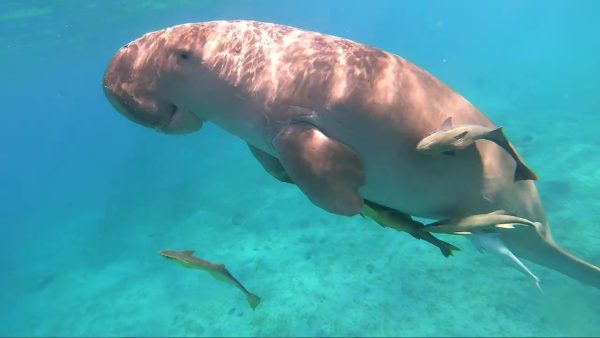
left=441, top=117, right=453, bottom=130
left=182, top=250, right=195, bottom=256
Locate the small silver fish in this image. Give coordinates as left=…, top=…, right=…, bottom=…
left=469, top=232, right=542, bottom=291
left=159, top=249, right=261, bottom=310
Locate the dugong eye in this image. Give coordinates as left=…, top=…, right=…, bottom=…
left=175, top=49, right=191, bottom=60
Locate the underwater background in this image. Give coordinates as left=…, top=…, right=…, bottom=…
left=1, top=0, right=599, bottom=336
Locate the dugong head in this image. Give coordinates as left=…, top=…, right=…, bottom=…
left=103, top=25, right=209, bottom=134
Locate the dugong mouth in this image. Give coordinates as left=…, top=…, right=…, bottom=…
left=163, top=106, right=203, bottom=134
left=103, top=81, right=202, bottom=135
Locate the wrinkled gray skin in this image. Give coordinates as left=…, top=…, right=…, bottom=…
left=103, top=20, right=599, bottom=289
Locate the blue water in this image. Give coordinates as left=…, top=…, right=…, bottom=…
left=1, top=0, right=599, bottom=336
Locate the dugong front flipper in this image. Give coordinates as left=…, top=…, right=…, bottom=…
left=273, top=121, right=365, bottom=216
left=248, top=144, right=294, bottom=184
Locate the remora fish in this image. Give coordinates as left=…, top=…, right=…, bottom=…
left=423, top=210, right=541, bottom=235
left=470, top=232, right=543, bottom=291
left=361, top=200, right=460, bottom=257
left=159, top=249, right=261, bottom=310
left=416, top=117, right=538, bottom=181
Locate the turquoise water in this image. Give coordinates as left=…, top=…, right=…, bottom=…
left=1, top=0, right=599, bottom=336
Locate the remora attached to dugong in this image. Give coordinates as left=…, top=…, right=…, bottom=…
left=416, top=117, right=538, bottom=181
left=424, top=210, right=541, bottom=235
left=361, top=200, right=460, bottom=257
left=103, top=20, right=600, bottom=289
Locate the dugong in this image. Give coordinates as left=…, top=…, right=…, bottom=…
left=103, top=20, right=599, bottom=289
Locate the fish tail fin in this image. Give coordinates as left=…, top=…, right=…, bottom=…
left=486, top=126, right=505, bottom=139
left=483, top=126, right=510, bottom=147
left=418, top=231, right=460, bottom=257
left=486, top=128, right=538, bottom=181
left=246, top=293, right=261, bottom=310
left=514, top=161, right=539, bottom=181
left=438, top=241, right=461, bottom=258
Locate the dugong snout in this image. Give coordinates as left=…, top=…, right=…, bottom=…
left=103, top=39, right=203, bottom=134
